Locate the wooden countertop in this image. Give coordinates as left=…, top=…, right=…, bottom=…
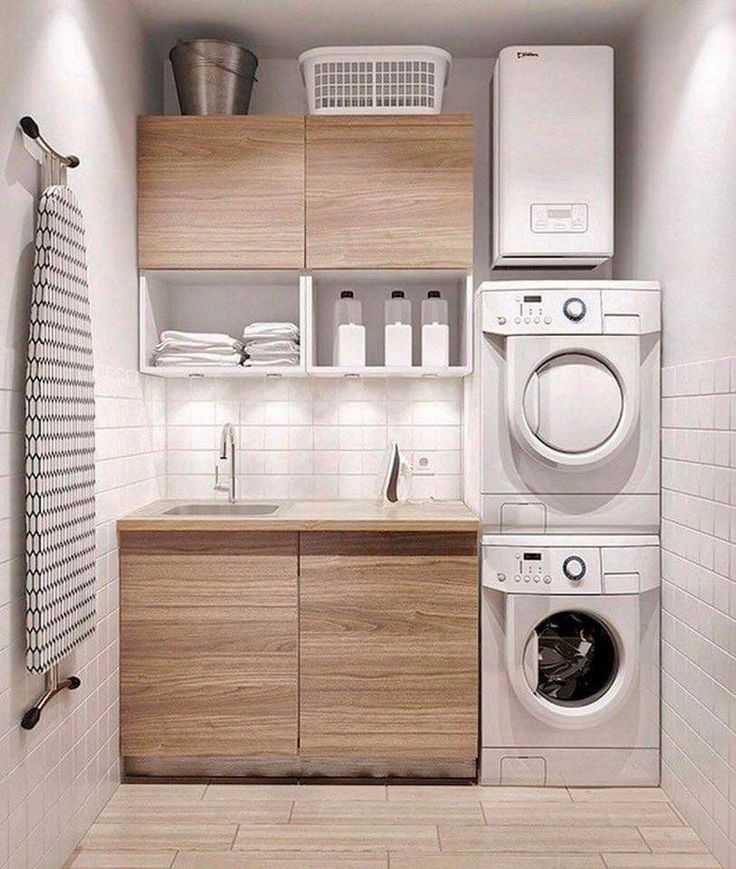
left=117, top=499, right=480, bottom=533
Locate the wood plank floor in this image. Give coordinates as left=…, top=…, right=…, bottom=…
left=68, top=784, right=721, bottom=868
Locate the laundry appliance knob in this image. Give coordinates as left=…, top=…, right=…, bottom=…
left=563, top=297, right=586, bottom=322
left=562, top=555, right=587, bottom=581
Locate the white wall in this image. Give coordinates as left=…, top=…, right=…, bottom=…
left=617, top=3, right=736, bottom=867
left=0, top=2, right=163, bottom=867
left=616, top=0, right=736, bottom=366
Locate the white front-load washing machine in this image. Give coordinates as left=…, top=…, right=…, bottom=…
left=469, top=281, right=660, bottom=533
left=481, top=534, right=660, bottom=787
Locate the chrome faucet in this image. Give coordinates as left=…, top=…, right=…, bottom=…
left=214, top=423, right=237, bottom=503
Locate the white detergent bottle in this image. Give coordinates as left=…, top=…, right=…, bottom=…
left=421, top=290, right=449, bottom=367
left=333, top=290, right=365, bottom=367
left=384, top=290, right=413, bottom=367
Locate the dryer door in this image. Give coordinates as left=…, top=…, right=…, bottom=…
left=505, top=595, right=639, bottom=729
left=507, top=335, right=640, bottom=468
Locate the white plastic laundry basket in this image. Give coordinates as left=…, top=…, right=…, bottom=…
left=299, top=46, right=452, bottom=115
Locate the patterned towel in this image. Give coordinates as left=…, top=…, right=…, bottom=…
left=25, top=185, right=96, bottom=674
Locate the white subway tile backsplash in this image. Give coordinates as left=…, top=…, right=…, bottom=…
left=264, top=401, right=290, bottom=425
left=338, top=452, right=363, bottom=475
left=313, top=475, right=339, bottom=499
left=361, top=426, right=388, bottom=450
left=338, top=426, right=363, bottom=450
left=288, top=426, right=313, bottom=450
left=313, top=427, right=338, bottom=451
left=313, top=452, right=339, bottom=475
left=264, top=426, right=289, bottom=449
left=661, top=356, right=736, bottom=865
left=162, top=377, right=463, bottom=502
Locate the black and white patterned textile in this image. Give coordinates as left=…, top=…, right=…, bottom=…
left=25, top=185, right=96, bottom=674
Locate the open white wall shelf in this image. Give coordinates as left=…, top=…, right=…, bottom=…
left=305, top=271, right=472, bottom=377
left=139, top=270, right=307, bottom=378
left=140, top=269, right=472, bottom=379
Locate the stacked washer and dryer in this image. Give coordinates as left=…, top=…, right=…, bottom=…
left=471, top=280, right=661, bottom=786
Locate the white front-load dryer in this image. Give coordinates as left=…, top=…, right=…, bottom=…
left=481, top=534, right=660, bottom=787
left=473, top=281, right=660, bottom=533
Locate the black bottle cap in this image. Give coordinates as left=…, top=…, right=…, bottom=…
left=391, top=290, right=405, bottom=299
left=340, top=290, right=354, bottom=298
left=427, top=290, right=441, bottom=298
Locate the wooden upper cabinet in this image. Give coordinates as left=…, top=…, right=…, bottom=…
left=119, top=531, right=299, bottom=757
left=305, top=115, right=474, bottom=269
left=299, top=532, right=479, bottom=760
left=138, top=116, right=305, bottom=269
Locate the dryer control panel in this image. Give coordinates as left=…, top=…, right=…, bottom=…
left=480, top=285, right=661, bottom=336
left=483, top=290, right=603, bottom=335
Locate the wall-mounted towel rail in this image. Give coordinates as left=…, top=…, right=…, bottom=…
left=19, top=115, right=80, bottom=168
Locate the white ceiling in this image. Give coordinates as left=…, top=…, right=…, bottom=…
left=131, top=0, right=648, bottom=58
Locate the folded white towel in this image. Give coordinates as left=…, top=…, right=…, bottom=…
left=245, top=356, right=300, bottom=365
left=160, top=330, right=242, bottom=346
left=242, top=322, right=299, bottom=340
left=243, top=338, right=299, bottom=353
left=155, top=351, right=243, bottom=366
left=245, top=340, right=299, bottom=357
left=155, top=341, right=243, bottom=355
left=243, top=357, right=299, bottom=368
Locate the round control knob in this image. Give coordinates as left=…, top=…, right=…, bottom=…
left=562, top=555, right=587, bottom=582
left=563, top=297, right=587, bottom=322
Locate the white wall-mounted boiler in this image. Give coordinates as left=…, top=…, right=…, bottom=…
left=492, top=45, right=614, bottom=269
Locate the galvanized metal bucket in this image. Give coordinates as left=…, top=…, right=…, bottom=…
left=169, top=39, right=258, bottom=115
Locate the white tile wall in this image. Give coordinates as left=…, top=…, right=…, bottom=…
left=0, top=349, right=164, bottom=869
left=165, top=377, right=464, bottom=502
left=660, top=355, right=736, bottom=869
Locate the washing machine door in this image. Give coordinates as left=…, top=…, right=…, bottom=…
left=505, top=595, right=639, bottom=729
left=507, top=335, right=640, bottom=468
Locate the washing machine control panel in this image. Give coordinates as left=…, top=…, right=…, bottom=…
left=482, top=290, right=603, bottom=335
left=482, top=545, right=603, bottom=594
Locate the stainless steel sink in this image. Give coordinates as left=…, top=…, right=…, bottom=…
left=163, top=503, right=282, bottom=517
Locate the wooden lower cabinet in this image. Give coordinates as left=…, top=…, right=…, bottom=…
left=299, top=532, right=479, bottom=759
left=120, top=531, right=298, bottom=757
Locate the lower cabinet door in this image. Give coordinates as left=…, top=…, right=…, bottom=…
left=120, top=531, right=298, bottom=757
left=299, top=532, right=479, bottom=759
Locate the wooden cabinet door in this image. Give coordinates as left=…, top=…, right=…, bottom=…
left=120, top=531, right=298, bottom=757
left=300, top=532, right=478, bottom=759
left=138, top=116, right=305, bottom=269
left=305, top=116, right=474, bottom=268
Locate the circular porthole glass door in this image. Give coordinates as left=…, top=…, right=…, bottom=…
left=522, top=353, right=623, bottom=455
left=524, top=611, right=619, bottom=707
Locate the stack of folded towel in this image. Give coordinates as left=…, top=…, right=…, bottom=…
left=153, top=330, right=244, bottom=367
left=242, top=322, right=300, bottom=367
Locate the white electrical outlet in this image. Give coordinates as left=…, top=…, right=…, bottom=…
left=413, top=453, right=435, bottom=476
